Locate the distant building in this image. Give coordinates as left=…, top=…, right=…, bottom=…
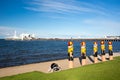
left=106, top=36, right=120, bottom=39
left=6, top=30, right=36, bottom=40
left=20, top=33, right=35, bottom=40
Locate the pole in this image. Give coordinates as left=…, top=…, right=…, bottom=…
left=81, top=41, right=86, bottom=65
left=68, top=41, right=74, bottom=68
left=101, top=41, right=106, bottom=61
left=93, top=42, right=98, bottom=63
left=108, top=41, right=113, bottom=60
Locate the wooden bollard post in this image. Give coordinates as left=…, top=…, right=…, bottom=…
left=101, top=41, right=106, bottom=61
left=68, top=41, right=74, bottom=68
left=81, top=41, right=86, bottom=65
left=108, top=41, right=113, bottom=60
left=93, top=42, right=98, bottom=63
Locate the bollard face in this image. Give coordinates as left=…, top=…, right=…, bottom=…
left=100, top=41, right=105, bottom=54
left=108, top=41, right=113, bottom=51
left=93, top=42, right=98, bottom=57
left=68, top=41, right=73, bottom=53
left=81, top=42, right=86, bottom=55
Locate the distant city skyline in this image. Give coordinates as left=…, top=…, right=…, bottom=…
left=0, top=0, right=120, bottom=38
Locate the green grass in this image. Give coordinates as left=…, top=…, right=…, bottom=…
left=0, top=57, right=120, bottom=80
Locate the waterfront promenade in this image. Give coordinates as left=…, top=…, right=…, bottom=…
left=0, top=52, right=120, bottom=77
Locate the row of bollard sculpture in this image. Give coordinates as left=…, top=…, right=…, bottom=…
left=68, top=41, right=113, bottom=68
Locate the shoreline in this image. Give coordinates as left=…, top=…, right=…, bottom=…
left=0, top=52, right=120, bottom=77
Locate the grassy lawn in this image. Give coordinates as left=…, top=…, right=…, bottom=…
left=0, top=57, right=120, bottom=80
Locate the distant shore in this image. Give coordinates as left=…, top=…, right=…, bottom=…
left=0, top=52, right=120, bottom=77
left=1, top=38, right=120, bottom=41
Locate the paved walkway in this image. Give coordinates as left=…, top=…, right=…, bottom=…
left=0, top=52, right=120, bottom=77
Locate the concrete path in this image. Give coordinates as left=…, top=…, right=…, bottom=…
left=0, top=52, right=120, bottom=77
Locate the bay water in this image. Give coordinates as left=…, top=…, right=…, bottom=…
left=0, top=39, right=120, bottom=68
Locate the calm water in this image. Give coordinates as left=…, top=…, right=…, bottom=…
left=0, top=39, right=120, bottom=68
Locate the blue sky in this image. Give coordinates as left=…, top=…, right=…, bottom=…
left=0, top=0, right=120, bottom=38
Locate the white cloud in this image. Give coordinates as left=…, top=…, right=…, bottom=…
left=25, top=0, right=107, bottom=15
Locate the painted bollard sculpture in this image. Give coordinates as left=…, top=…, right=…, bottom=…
left=101, top=41, right=106, bottom=61
left=68, top=41, right=74, bottom=68
left=108, top=41, right=113, bottom=60
left=81, top=41, right=86, bottom=65
left=93, top=42, right=98, bottom=63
